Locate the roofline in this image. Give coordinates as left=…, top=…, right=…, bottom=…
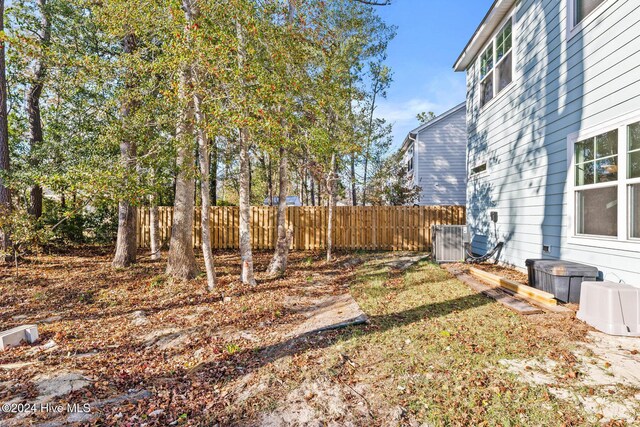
left=400, top=102, right=466, bottom=152
left=453, top=0, right=516, bottom=72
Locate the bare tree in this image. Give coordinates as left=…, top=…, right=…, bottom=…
left=326, top=152, right=337, bottom=262
left=26, top=0, right=51, bottom=219
left=267, top=146, right=290, bottom=275
left=194, top=82, right=216, bottom=290
left=0, top=0, right=11, bottom=256
left=166, top=0, right=199, bottom=280
left=112, top=32, right=138, bottom=268
left=267, top=0, right=296, bottom=276
left=236, top=18, right=257, bottom=286
left=149, top=193, right=160, bottom=261
left=238, top=128, right=256, bottom=285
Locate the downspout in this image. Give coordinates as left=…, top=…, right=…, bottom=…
left=409, top=133, right=422, bottom=204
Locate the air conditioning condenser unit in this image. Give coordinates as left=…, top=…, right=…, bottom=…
left=432, top=225, right=469, bottom=263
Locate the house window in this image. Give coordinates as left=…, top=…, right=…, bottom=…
left=407, top=146, right=414, bottom=172
left=574, top=130, right=618, bottom=237
left=480, top=47, right=494, bottom=107
left=575, top=0, right=605, bottom=26
left=496, top=20, right=513, bottom=92
left=628, top=122, right=640, bottom=238
left=630, top=184, right=640, bottom=238
left=569, top=115, right=640, bottom=247
left=470, top=163, right=487, bottom=176
left=628, top=122, right=640, bottom=178
left=479, top=18, right=513, bottom=108
left=576, top=187, right=618, bottom=236
left=574, top=130, right=618, bottom=186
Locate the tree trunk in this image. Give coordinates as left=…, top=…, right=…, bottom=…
left=166, top=57, right=198, bottom=280
left=350, top=153, right=356, bottom=206
left=310, top=176, right=315, bottom=206
left=149, top=195, right=160, bottom=261
left=362, top=76, right=379, bottom=207
left=0, top=0, right=10, bottom=257
left=362, top=156, right=369, bottom=206
left=236, top=17, right=256, bottom=286
left=238, top=128, right=256, bottom=285
left=193, top=92, right=216, bottom=291
left=268, top=154, right=273, bottom=205
left=112, top=32, right=138, bottom=269
left=326, top=152, right=336, bottom=262
left=26, top=0, right=51, bottom=219
left=268, top=147, right=290, bottom=275
left=210, top=139, right=217, bottom=205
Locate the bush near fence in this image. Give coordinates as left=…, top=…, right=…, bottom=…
left=136, top=205, right=466, bottom=252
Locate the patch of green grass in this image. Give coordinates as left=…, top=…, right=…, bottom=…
left=320, top=259, right=590, bottom=426
left=224, top=343, right=241, bottom=355
left=149, top=274, right=167, bottom=289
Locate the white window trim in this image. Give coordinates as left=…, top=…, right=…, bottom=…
left=567, top=110, right=640, bottom=252
left=478, top=9, right=516, bottom=111
left=567, top=0, right=610, bottom=41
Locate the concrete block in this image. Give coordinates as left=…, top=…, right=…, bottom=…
left=0, top=325, right=39, bottom=351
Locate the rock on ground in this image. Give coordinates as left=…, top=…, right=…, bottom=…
left=285, top=294, right=368, bottom=338
left=259, top=377, right=371, bottom=427
left=35, top=371, right=91, bottom=400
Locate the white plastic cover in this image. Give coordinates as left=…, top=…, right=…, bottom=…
left=577, top=281, right=640, bottom=337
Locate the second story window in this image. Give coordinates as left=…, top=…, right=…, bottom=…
left=479, top=18, right=513, bottom=108
left=496, top=20, right=513, bottom=92
left=575, top=0, right=605, bottom=26
left=407, top=146, right=414, bottom=172
left=480, top=47, right=494, bottom=106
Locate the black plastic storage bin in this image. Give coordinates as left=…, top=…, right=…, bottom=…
left=525, top=260, right=598, bottom=303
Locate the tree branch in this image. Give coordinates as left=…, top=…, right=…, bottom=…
left=353, top=0, right=391, bottom=5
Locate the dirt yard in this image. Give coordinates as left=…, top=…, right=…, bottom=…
left=1, top=249, right=639, bottom=426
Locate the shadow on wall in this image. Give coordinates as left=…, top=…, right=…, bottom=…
left=467, top=0, right=585, bottom=263
left=467, top=169, right=497, bottom=255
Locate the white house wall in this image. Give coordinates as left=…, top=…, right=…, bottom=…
left=466, top=0, right=640, bottom=283
left=414, top=106, right=467, bottom=206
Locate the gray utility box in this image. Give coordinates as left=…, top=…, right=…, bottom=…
left=525, top=259, right=598, bottom=303
left=432, top=225, right=469, bottom=263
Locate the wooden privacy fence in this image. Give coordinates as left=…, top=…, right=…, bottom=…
left=137, top=205, right=466, bottom=252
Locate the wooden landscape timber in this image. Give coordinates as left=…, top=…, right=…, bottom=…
left=467, top=266, right=570, bottom=312
left=444, top=266, right=543, bottom=315
left=468, top=267, right=556, bottom=306
left=136, top=205, right=466, bottom=252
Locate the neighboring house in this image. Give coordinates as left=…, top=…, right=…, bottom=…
left=263, top=196, right=302, bottom=207
left=400, top=103, right=467, bottom=206
left=455, top=0, right=640, bottom=283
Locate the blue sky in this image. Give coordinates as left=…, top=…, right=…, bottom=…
left=374, top=0, right=493, bottom=150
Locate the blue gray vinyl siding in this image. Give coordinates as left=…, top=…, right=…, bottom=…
left=413, top=105, right=467, bottom=206
left=466, top=0, right=640, bottom=283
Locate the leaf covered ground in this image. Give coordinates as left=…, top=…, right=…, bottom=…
left=0, top=248, right=638, bottom=426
